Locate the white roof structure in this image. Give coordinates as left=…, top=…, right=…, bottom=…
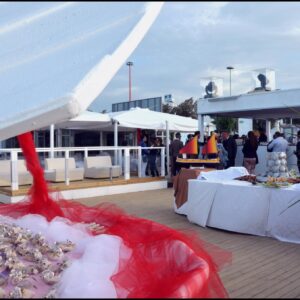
left=55, top=111, right=111, bottom=130
left=55, top=108, right=198, bottom=132
left=109, top=108, right=198, bottom=132
left=0, top=2, right=163, bottom=140
left=198, top=88, right=300, bottom=119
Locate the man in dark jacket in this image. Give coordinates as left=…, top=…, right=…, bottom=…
left=169, top=132, right=184, bottom=176
left=221, top=131, right=237, bottom=168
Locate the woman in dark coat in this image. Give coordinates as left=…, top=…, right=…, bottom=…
left=242, top=131, right=258, bottom=174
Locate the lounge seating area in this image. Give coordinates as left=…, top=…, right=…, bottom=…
left=0, top=155, right=123, bottom=187
left=84, top=156, right=122, bottom=180
left=44, top=158, right=84, bottom=182
left=0, top=160, right=32, bottom=186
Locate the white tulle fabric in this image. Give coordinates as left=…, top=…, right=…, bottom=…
left=0, top=214, right=130, bottom=298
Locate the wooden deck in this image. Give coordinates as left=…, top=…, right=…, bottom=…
left=0, top=176, right=165, bottom=197
left=75, top=188, right=300, bottom=299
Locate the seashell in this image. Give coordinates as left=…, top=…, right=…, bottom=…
left=0, top=274, right=8, bottom=287
left=26, top=265, right=39, bottom=275
left=55, top=240, right=75, bottom=252
left=33, top=249, right=43, bottom=262
left=9, top=286, right=33, bottom=299
left=14, top=234, right=28, bottom=245
left=31, top=233, right=46, bottom=246
left=48, top=246, right=63, bottom=261
left=41, top=270, right=60, bottom=285
left=37, top=258, right=51, bottom=272
left=16, top=280, right=33, bottom=290
left=56, top=259, right=71, bottom=273
left=9, top=268, right=27, bottom=286
left=0, top=287, right=6, bottom=298
left=16, top=243, right=30, bottom=256
left=39, top=243, right=51, bottom=254
left=44, top=288, right=57, bottom=298
left=9, top=286, right=22, bottom=298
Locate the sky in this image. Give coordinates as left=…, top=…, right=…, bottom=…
left=90, top=1, right=300, bottom=113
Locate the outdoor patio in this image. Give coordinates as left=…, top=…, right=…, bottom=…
left=75, top=188, right=300, bottom=299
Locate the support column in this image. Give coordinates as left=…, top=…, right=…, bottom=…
left=166, top=121, right=170, bottom=180
left=198, top=114, right=205, bottom=143
left=114, top=121, right=118, bottom=165
left=65, top=150, right=70, bottom=186
left=50, top=124, right=55, bottom=158
left=124, top=148, right=130, bottom=180
left=99, top=131, right=103, bottom=146
left=10, top=151, right=18, bottom=191
left=266, top=120, right=271, bottom=142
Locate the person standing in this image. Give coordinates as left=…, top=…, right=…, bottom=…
left=221, top=131, right=237, bottom=168
left=169, top=132, right=183, bottom=176
left=267, top=131, right=288, bottom=152
left=242, top=131, right=259, bottom=174
left=148, top=137, right=159, bottom=177
left=140, top=135, right=150, bottom=176
left=294, top=130, right=300, bottom=173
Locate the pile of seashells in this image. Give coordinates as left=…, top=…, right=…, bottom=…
left=0, top=222, right=76, bottom=298
left=265, top=152, right=289, bottom=178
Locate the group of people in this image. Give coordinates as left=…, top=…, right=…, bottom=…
left=169, top=130, right=238, bottom=176
left=140, top=128, right=299, bottom=177
left=140, top=135, right=166, bottom=177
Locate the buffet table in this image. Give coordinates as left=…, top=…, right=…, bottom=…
left=176, top=178, right=300, bottom=244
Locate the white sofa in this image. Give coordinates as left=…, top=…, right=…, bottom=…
left=84, top=156, right=122, bottom=179
left=0, top=160, right=33, bottom=186
left=44, top=158, right=84, bottom=182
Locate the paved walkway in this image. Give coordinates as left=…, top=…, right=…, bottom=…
left=75, top=188, right=300, bottom=298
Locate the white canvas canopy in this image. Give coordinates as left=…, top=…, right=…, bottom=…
left=109, top=107, right=198, bottom=132
left=55, top=111, right=111, bottom=130
left=0, top=2, right=163, bottom=140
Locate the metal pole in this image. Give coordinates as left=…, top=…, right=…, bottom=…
left=129, top=64, right=131, bottom=102
left=166, top=121, right=170, bottom=180
left=227, top=66, right=234, bottom=96
left=229, top=69, right=232, bottom=96
left=127, top=61, right=133, bottom=102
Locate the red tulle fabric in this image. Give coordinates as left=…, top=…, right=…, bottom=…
left=0, top=132, right=231, bottom=298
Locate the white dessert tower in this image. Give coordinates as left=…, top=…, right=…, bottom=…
left=266, top=152, right=289, bottom=178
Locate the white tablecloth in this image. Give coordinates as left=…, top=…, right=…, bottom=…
left=177, top=179, right=300, bottom=244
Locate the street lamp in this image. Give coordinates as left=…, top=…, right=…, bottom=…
left=226, top=66, right=234, bottom=96
left=126, top=61, right=133, bottom=102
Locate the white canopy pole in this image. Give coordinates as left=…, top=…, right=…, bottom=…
left=99, top=131, right=103, bottom=146
left=166, top=120, right=170, bottom=180
left=50, top=124, right=55, bottom=158
left=198, top=114, right=204, bottom=143
left=114, top=120, right=118, bottom=165
left=266, top=120, right=271, bottom=142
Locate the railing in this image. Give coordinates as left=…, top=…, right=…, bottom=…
left=0, top=146, right=166, bottom=191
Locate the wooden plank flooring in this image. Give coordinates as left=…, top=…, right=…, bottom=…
left=75, top=188, right=300, bottom=299
left=0, top=176, right=165, bottom=196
